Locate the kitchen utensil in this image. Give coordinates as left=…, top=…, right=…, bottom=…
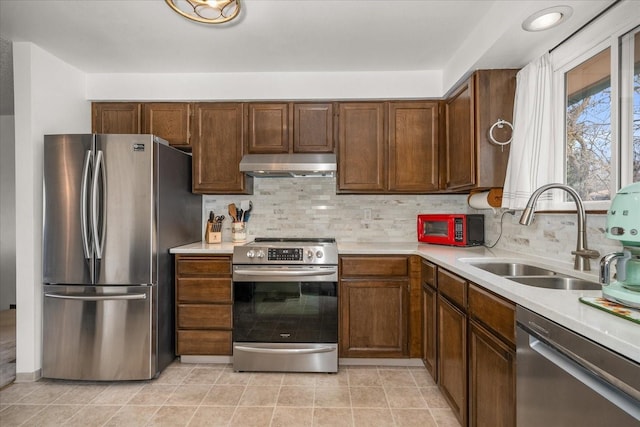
left=240, top=200, right=253, bottom=222
left=228, top=203, right=238, bottom=222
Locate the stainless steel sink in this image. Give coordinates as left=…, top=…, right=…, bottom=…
left=508, top=276, right=601, bottom=290
left=471, top=262, right=557, bottom=277
left=468, top=261, right=601, bottom=290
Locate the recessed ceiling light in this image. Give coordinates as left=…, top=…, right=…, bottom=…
left=522, top=6, right=573, bottom=32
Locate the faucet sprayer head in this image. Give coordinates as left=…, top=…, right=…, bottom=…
left=519, top=206, right=535, bottom=226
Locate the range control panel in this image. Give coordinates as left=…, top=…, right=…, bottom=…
left=268, top=248, right=303, bottom=261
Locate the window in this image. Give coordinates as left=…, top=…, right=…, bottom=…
left=552, top=5, right=639, bottom=210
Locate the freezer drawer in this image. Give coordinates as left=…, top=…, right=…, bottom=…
left=43, top=285, right=156, bottom=380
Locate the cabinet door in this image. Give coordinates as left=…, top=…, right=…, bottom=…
left=438, top=294, right=467, bottom=427
left=192, top=103, right=252, bottom=194
left=143, top=103, right=191, bottom=149
left=469, top=321, right=515, bottom=427
left=247, top=103, right=290, bottom=153
left=445, top=78, right=475, bottom=191
left=388, top=102, right=439, bottom=192
left=340, top=279, right=408, bottom=357
left=422, top=284, right=438, bottom=381
left=337, top=103, right=386, bottom=192
left=92, top=102, right=141, bottom=134
left=293, top=103, right=335, bottom=153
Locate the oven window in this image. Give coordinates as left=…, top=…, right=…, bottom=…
left=233, top=281, right=338, bottom=343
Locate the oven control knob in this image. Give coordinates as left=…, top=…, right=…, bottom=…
left=256, top=250, right=265, bottom=259
left=316, top=251, right=324, bottom=259
left=246, top=250, right=255, bottom=258
left=307, top=250, right=314, bottom=259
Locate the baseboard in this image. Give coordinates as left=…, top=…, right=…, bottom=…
left=15, top=369, right=41, bottom=383
left=180, top=355, right=232, bottom=364
left=339, top=358, right=425, bottom=367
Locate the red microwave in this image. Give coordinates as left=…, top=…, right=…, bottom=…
left=417, top=214, right=484, bottom=246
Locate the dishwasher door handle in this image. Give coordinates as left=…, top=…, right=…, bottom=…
left=529, top=336, right=640, bottom=421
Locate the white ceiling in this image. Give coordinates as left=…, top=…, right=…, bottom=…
left=0, top=0, right=615, bottom=114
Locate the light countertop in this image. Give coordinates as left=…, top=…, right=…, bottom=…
left=170, top=241, right=639, bottom=363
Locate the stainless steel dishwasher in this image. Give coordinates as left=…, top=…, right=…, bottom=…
left=516, top=306, right=640, bottom=426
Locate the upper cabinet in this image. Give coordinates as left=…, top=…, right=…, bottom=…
left=338, top=101, right=439, bottom=193
left=444, top=69, right=517, bottom=191
left=191, top=103, right=252, bottom=195
left=92, top=102, right=191, bottom=150
left=247, top=102, right=335, bottom=154
left=247, top=103, right=290, bottom=153
left=293, top=103, right=335, bottom=153
left=143, top=103, right=191, bottom=150
left=92, top=102, right=141, bottom=134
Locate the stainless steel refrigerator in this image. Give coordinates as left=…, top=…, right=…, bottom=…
left=42, top=134, right=201, bottom=381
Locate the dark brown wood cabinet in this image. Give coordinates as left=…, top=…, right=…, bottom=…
left=339, top=256, right=410, bottom=357
left=437, top=269, right=468, bottom=427
left=247, top=103, right=290, bottom=153
left=338, top=101, right=439, bottom=193
left=293, top=103, right=335, bottom=153
left=92, top=102, right=141, bottom=134
left=175, top=255, right=233, bottom=356
left=191, top=102, right=252, bottom=194
left=468, top=284, right=516, bottom=427
left=388, top=101, right=439, bottom=192
left=421, top=259, right=438, bottom=381
left=444, top=69, right=517, bottom=191
left=143, top=103, right=191, bottom=149
left=337, top=102, right=386, bottom=192
left=247, top=102, right=335, bottom=154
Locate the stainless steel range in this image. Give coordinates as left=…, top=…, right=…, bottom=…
left=232, top=238, right=338, bottom=373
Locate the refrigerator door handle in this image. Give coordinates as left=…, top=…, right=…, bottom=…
left=91, top=150, right=106, bottom=259
left=44, top=292, right=147, bottom=301
left=80, top=150, right=93, bottom=259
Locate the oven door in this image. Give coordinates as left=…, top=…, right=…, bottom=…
left=232, top=265, right=338, bottom=372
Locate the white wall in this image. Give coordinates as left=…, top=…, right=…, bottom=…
left=13, top=42, right=89, bottom=380
left=0, top=114, right=16, bottom=310
left=86, top=70, right=443, bottom=101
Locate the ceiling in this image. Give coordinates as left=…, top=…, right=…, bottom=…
left=0, top=0, right=615, bottom=115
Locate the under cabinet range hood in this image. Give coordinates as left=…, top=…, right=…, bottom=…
left=239, top=153, right=337, bottom=177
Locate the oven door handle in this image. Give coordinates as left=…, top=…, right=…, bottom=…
left=234, top=345, right=335, bottom=355
left=233, top=268, right=336, bottom=277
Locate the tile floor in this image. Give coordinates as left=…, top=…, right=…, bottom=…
left=0, top=361, right=460, bottom=427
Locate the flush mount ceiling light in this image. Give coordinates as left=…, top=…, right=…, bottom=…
left=522, top=6, right=573, bottom=32
left=165, top=0, right=241, bottom=24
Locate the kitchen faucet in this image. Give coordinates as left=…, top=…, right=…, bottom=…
left=519, top=183, right=600, bottom=271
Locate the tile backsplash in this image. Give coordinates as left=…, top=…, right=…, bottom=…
left=202, top=177, right=622, bottom=265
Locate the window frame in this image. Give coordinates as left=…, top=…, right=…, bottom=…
left=548, top=4, right=638, bottom=212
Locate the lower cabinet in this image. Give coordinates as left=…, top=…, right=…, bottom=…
left=438, top=293, right=468, bottom=426
left=339, top=256, right=410, bottom=358
left=175, top=255, right=233, bottom=356
left=426, top=266, right=516, bottom=427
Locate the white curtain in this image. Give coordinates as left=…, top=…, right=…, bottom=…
left=502, top=53, right=556, bottom=210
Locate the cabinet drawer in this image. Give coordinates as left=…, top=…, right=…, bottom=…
left=468, top=284, right=515, bottom=346
left=341, top=256, right=408, bottom=277
left=177, top=257, right=231, bottom=276
left=438, top=269, right=467, bottom=308
left=177, top=330, right=232, bottom=355
left=177, top=278, right=232, bottom=303
left=178, top=304, right=232, bottom=329
left=421, top=259, right=437, bottom=288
